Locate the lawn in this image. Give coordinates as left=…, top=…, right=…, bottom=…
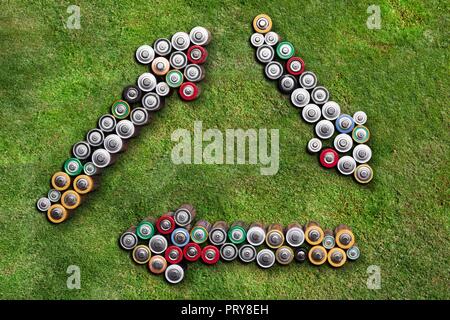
left=0, top=0, right=448, bottom=299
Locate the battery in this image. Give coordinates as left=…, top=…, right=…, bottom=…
left=189, top=26, right=211, bottom=46
left=252, top=14, right=272, bottom=34
left=307, top=138, right=322, bottom=154
left=36, top=197, right=51, bottom=212
left=98, top=114, right=117, bottom=133
left=61, top=190, right=81, bottom=210
left=155, top=82, right=171, bottom=97
left=285, top=222, right=305, bottom=247
left=111, top=100, right=130, bottom=120
left=83, top=162, right=100, bottom=176
left=299, top=71, right=318, bottom=90
left=264, top=61, right=284, bottom=80
left=130, top=107, right=151, bottom=126
left=136, top=217, right=156, bottom=240
left=171, top=228, right=190, bottom=247
left=183, top=242, right=201, bottom=262
left=153, top=38, right=172, bottom=56
left=319, top=148, right=339, bottom=168
left=228, top=221, right=247, bottom=245
left=190, top=219, right=211, bottom=244
left=165, top=245, right=183, bottom=264
left=209, top=221, right=228, bottom=246
left=353, top=111, right=367, bottom=125
left=246, top=222, right=266, bottom=246
left=48, top=189, right=61, bottom=203
left=311, top=86, right=329, bottom=105
left=179, top=82, right=200, bottom=101
left=116, top=120, right=138, bottom=139
left=47, top=204, right=69, bottom=224
left=238, top=244, right=257, bottom=263
left=72, top=141, right=91, bottom=160
left=256, top=248, right=275, bottom=269
left=347, top=245, right=361, bottom=261
left=290, top=88, right=310, bottom=108
left=328, top=247, right=347, bottom=268
left=187, top=45, right=208, bottom=64
left=353, top=144, right=372, bottom=163
left=256, top=45, right=274, bottom=64
left=135, top=45, right=155, bottom=65
left=334, top=224, right=355, bottom=250
left=352, top=125, right=370, bottom=144
left=156, top=213, right=176, bottom=235
left=322, top=101, right=341, bottom=121
left=304, top=221, right=324, bottom=246
left=132, top=245, right=151, bottom=264
left=122, top=85, right=142, bottom=105
left=334, top=134, right=353, bottom=153
left=169, top=51, right=188, bottom=69
left=220, top=243, right=238, bottom=262
left=308, top=245, right=327, bottom=266
left=354, top=164, right=373, bottom=184
left=264, top=31, right=279, bottom=46
left=91, top=149, right=115, bottom=168
left=165, top=264, right=185, bottom=284
left=174, top=204, right=196, bottom=227
left=137, top=72, right=157, bottom=92
left=286, top=57, right=305, bottom=76
left=275, top=246, right=294, bottom=265
left=166, top=70, right=184, bottom=88
left=294, top=247, right=308, bottom=263
left=119, top=226, right=138, bottom=250
left=276, top=41, right=295, bottom=60
left=335, top=114, right=355, bottom=134
left=184, top=64, right=205, bottom=83
left=201, top=245, right=220, bottom=265
left=64, top=158, right=83, bottom=177
left=142, top=92, right=165, bottom=111
left=322, top=229, right=335, bottom=250
left=51, top=172, right=71, bottom=191
left=302, top=104, right=321, bottom=123
left=250, top=33, right=265, bottom=48
left=278, top=74, right=298, bottom=94
left=149, top=234, right=168, bottom=254
left=148, top=255, right=167, bottom=274
left=104, top=134, right=126, bottom=154
left=151, top=57, right=170, bottom=76
left=171, top=32, right=190, bottom=51
left=73, top=175, right=97, bottom=194
left=266, top=223, right=285, bottom=249
left=337, top=156, right=357, bottom=175
left=86, top=128, right=105, bottom=148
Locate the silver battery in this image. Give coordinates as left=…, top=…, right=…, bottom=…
left=119, top=230, right=138, bottom=250
left=149, top=234, right=168, bottom=254
left=153, top=38, right=172, bottom=56
left=83, top=162, right=100, bottom=176
left=278, top=74, right=297, bottom=94
left=174, top=208, right=193, bottom=227
left=276, top=247, right=294, bottom=265
left=353, top=144, right=372, bottom=163
left=239, top=244, right=257, bottom=263
left=189, top=26, right=211, bottom=46
left=322, top=235, right=336, bottom=250
left=337, top=156, right=357, bottom=175
left=122, top=85, right=141, bottom=104
left=130, top=107, right=150, bottom=126
left=91, top=149, right=113, bottom=168
left=353, top=111, right=367, bottom=125
left=307, top=137, right=322, bottom=153
left=135, top=45, right=155, bottom=64
left=48, top=189, right=61, bottom=203
left=299, top=71, right=317, bottom=89
left=322, top=101, right=341, bottom=121
left=104, top=134, right=125, bottom=153
left=116, top=120, right=137, bottom=139
left=334, top=134, right=353, bottom=153
left=285, top=226, right=305, bottom=247
left=98, top=114, right=117, bottom=133
left=256, top=45, right=274, bottom=63
left=155, top=82, right=170, bottom=97
left=264, top=31, right=279, bottom=46
left=302, top=104, right=322, bottom=123
left=347, top=246, right=361, bottom=261
left=265, top=61, right=283, bottom=80
left=290, top=88, right=310, bottom=108
left=311, top=86, right=329, bottom=105
left=256, top=249, right=275, bottom=268
left=142, top=92, right=164, bottom=111
left=165, top=264, right=184, bottom=284
left=246, top=225, right=266, bottom=246
left=354, top=164, right=373, bottom=183
left=220, top=243, right=238, bottom=261
left=137, top=72, right=157, bottom=92
left=209, top=227, right=227, bottom=246
left=250, top=32, right=265, bottom=47
left=184, top=64, right=204, bottom=82
left=36, top=197, right=51, bottom=212
left=169, top=51, right=188, bottom=69
left=171, top=32, right=190, bottom=51
left=72, top=141, right=91, bottom=160
left=315, top=120, right=335, bottom=139
left=86, top=128, right=105, bottom=147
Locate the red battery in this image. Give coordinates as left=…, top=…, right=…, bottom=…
left=201, top=245, right=220, bottom=265
left=156, top=213, right=175, bottom=235
left=183, top=242, right=201, bottom=262
left=165, top=245, right=183, bottom=264
left=179, top=82, right=200, bottom=101
left=319, top=148, right=339, bottom=168
left=286, top=57, right=305, bottom=76
left=187, top=45, right=208, bottom=64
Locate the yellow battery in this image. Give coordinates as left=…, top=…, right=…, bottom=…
left=328, top=247, right=347, bottom=268
left=308, top=246, right=327, bottom=266
left=253, top=14, right=272, bottom=34
left=73, top=175, right=96, bottom=194
left=61, top=190, right=81, bottom=210
left=51, top=172, right=71, bottom=191
left=47, top=204, right=69, bottom=224
left=304, top=221, right=324, bottom=246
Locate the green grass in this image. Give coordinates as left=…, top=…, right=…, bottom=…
left=0, top=0, right=448, bottom=299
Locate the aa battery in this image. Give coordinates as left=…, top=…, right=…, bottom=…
left=220, top=243, right=238, bottom=262
left=228, top=221, right=247, bottom=245
left=264, top=31, right=279, bottom=46
left=256, top=45, right=274, bottom=64
left=136, top=217, right=156, bottom=240
left=294, top=247, right=308, bottom=263
left=119, top=226, right=138, bottom=251
left=347, top=245, right=361, bottom=261
left=246, top=222, right=266, bottom=247
left=322, top=229, right=335, bottom=250
left=201, top=245, right=220, bottom=265
left=179, top=82, right=200, bottom=101
left=156, top=213, right=176, bottom=235
left=304, top=221, right=324, bottom=246
left=276, top=41, right=294, bottom=60
left=190, top=219, right=211, bottom=244
left=307, top=138, right=322, bottom=154
left=155, top=82, right=171, bottom=97
left=171, top=32, right=190, bottom=51
left=86, top=128, right=105, bottom=148
left=130, top=107, right=151, bottom=127
left=165, top=245, right=183, bottom=264
left=319, top=148, right=339, bottom=168
left=169, top=51, right=188, bottom=69
left=151, top=57, right=170, bottom=76
left=285, top=222, right=305, bottom=247
left=290, top=88, right=310, bottom=108
left=250, top=33, right=265, bottom=47
left=335, top=114, right=355, bottom=134
left=183, top=242, right=201, bottom=262
left=238, top=244, right=256, bottom=263
left=334, top=134, right=353, bottom=153
left=174, top=204, right=196, bottom=227
left=266, top=223, right=285, bottom=249
left=322, top=101, right=341, bottom=121
left=148, top=255, right=167, bottom=274
left=48, top=189, right=61, bottom=203
left=353, top=144, right=372, bottom=163
left=142, top=92, right=165, bottom=111
left=334, top=224, right=355, bottom=250
left=352, top=126, right=370, bottom=144
left=308, top=245, right=327, bottom=266
left=353, top=111, right=367, bottom=125
left=256, top=249, right=275, bottom=269
left=275, top=246, right=294, bottom=265
left=122, top=85, right=142, bottom=105
left=184, top=64, right=205, bottom=82
left=337, top=156, right=357, bottom=175
left=132, top=245, right=151, bottom=264
left=278, top=74, right=298, bottom=94
left=264, top=61, right=283, bottom=80
left=91, top=149, right=115, bottom=168
left=299, top=71, right=317, bottom=90
left=253, top=14, right=272, bottom=33
left=83, top=162, right=100, bottom=176
left=302, top=104, right=321, bottom=123
left=51, top=172, right=71, bottom=191
left=187, top=45, right=208, bottom=64
left=149, top=234, right=168, bottom=254
left=104, top=134, right=127, bottom=154
left=311, top=86, right=329, bottom=105
left=209, top=221, right=229, bottom=246
left=47, top=204, right=69, bottom=224
left=153, top=38, right=172, bottom=56
left=98, top=114, right=117, bottom=133
left=37, top=197, right=51, bottom=212
left=166, top=70, right=184, bottom=88
left=111, top=100, right=130, bottom=120
left=189, top=26, right=211, bottom=46
left=61, top=190, right=81, bottom=210
left=286, top=57, right=305, bottom=76
left=354, top=164, right=373, bottom=184
left=64, top=158, right=83, bottom=176
left=72, top=141, right=91, bottom=160
left=328, top=247, right=346, bottom=268
left=137, top=72, right=157, bottom=92
left=73, top=174, right=97, bottom=194
left=116, top=120, right=139, bottom=139
left=171, top=228, right=190, bottom=247
left=135, top=45, right=155, bottom=65
left=165, top=264, right=185, bottom=284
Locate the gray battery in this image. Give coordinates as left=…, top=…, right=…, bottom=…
left=169, top=51, right=188, bottom=69
left=189, top=26, right=211, bottom=46
left=311, top=86, right=329, bottom=105
left=256, top=249, right=275, bottom=268
left=256, top=45, right=274, bottom=64
left=86, top=128, right=105, bottom=147
left=302, top=104, right=321, bottom=123
left=264, top=31, right=279, bottom=46
left=322, top=101, right=341, bottom=121
left=104, top=134, right=126, bottom=153
left=91, top=149, right=114, bottom=168
left=142, top=92, right=164, bottom=111
left=353, top=144, right=372, bottom=163
left=184, top=64, right=205, bottom=82
left=299, top=71, right=317, bottom=89
left=307, top=138, right=322, bottom=153
left=153, top=38, right=172, bottom=56
left=72, top=141, right=91, bottom=160
left=98, top=114, right=117, bottom=133
left=137, top=72, right=157, bottom=92
left=334, top=134, right=353, bottom=153
left=337, top=156, right=357, bottom=175
left=290, top=88, right=310, bottom=108
left=36, top=197, right=51, bottom=212
left=265, top=61, right=283, bottom=80
left=135, top=45, right=155, bottom=65
left=315, top=120, right=335, bottom=139
left=130, top=107, right=150, bottom=126
left=171, top=32, right=190, bottom=51
left=250, top=33, right=265, bottom=47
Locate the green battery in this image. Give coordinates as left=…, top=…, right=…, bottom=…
left=63, top=158, right=83, bottom=176
left=228, top=221, right=247, bottom=245
left=166, top=70, right=184, bottom=88
left=111, top=100, right=130, bottom=119
left=136, top=217, right=156, bottom=240
left=276, top=41, right=294, bottom=60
